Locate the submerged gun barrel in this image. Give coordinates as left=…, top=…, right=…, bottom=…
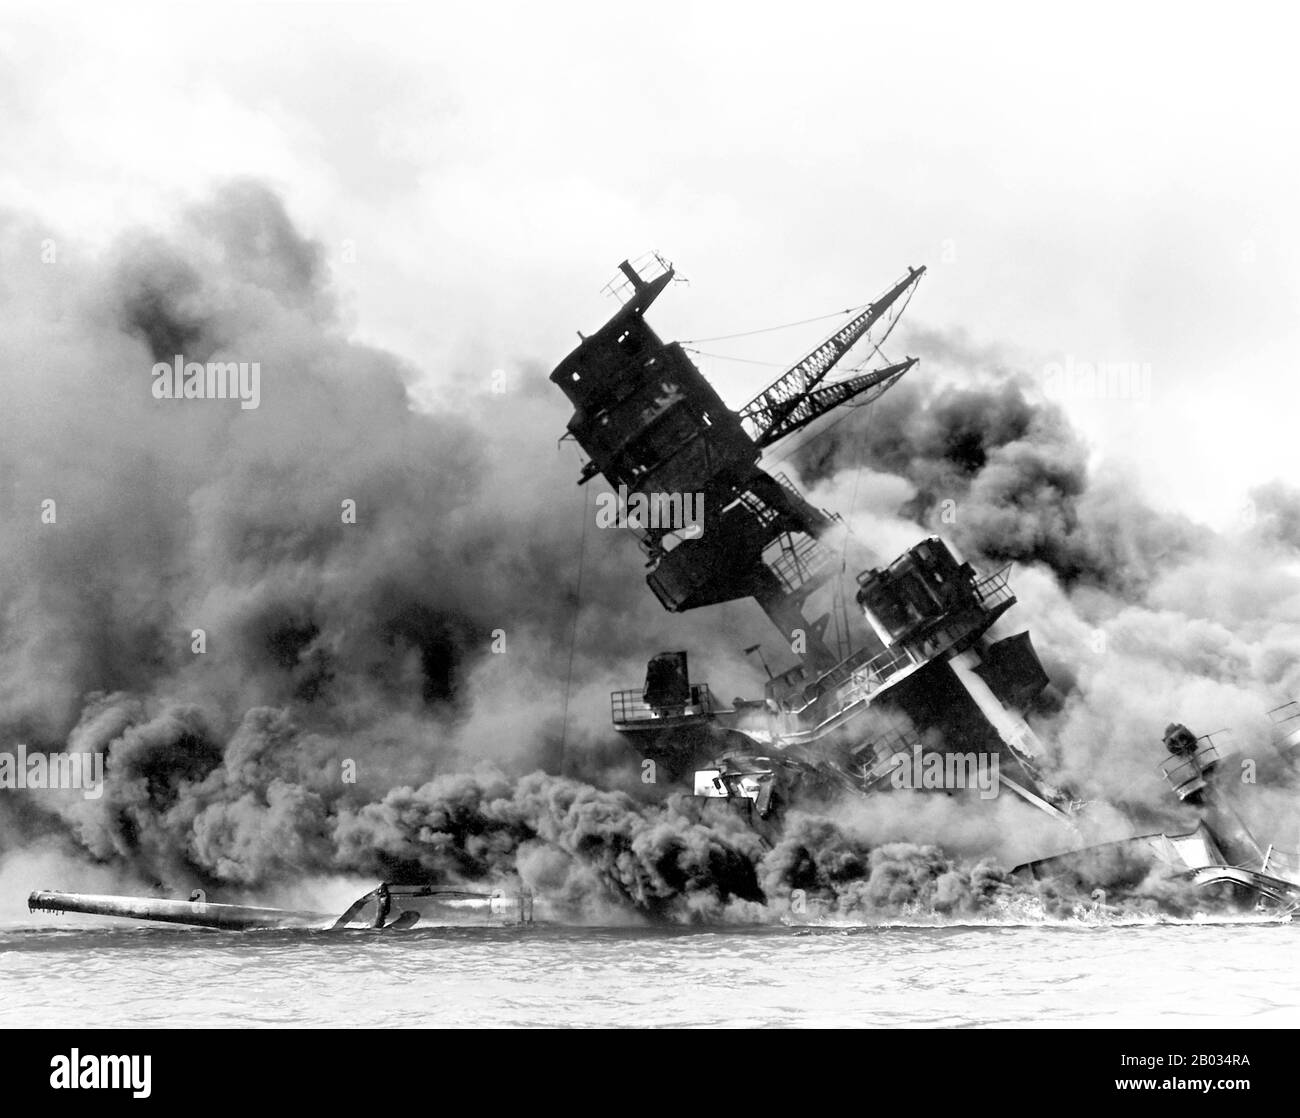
left=27, top=890, right=330, bottom=930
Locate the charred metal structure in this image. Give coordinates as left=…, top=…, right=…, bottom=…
left=549, top=256, right=1300, bottom=913
left=1015, top=721, right=1300, bottom=910
left=551, top=255, right=920, bottom=670
left=551, top=256, right=1066, bottom=824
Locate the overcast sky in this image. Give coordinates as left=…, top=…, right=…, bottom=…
left=2, top=1, right=1296, bottom=528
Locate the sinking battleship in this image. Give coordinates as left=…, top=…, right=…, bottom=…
left=27, top=257, right=1300, bottom=931
left=550, top=253, right=1300, bottom=912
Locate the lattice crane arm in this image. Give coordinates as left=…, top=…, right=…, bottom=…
left=738, top=266, right=925, bottom=447
left=750, top=358, right=917, bottom=448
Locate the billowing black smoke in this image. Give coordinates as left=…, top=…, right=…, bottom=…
left=1, top=184, right=1295, bottom=924
left=790, top=321, right=1300, bottom=832
left=795, top=374, right=1204, bottom=596
left=0, top=181, right=769, bottom=905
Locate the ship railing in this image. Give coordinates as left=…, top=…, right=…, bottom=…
left=770, top=470, right=839, bottom=535
left=781, top=642, right=916, bottom=725
left=600, top=251, right=673, bottom=304
left=1268, top=699, right=1300, bottom=725
left=736, top=487, right=783, bottom=530
left=611, top=683, right=714, bottom=725
left=1158, top=742, right=1222, bottom=799
left=854, top=728, right=923, bottom=788
left=1262, top=845, right=1300, bottom=880
left=973, top=564, right=1016, bottom=611
left=1268, top=700, right=1300, bottom=752
left=847, top=644, right=915, bottom=696
left=796, top=642, right=890, bottom=704
left=816, top=643, right=882, bottom=692
left=768, top=533, right=832, bottom=592
left=770, top=471, right=810, bottom=506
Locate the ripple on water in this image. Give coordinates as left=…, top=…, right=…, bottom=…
left=2, top=921, right=1298, bottom=1027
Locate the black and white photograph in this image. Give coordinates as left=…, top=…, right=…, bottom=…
left=1, top=0, right=1296, bottom=1079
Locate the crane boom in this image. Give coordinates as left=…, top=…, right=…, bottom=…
left=751, top=358, right=917, bottom=447
left=739, top=265, right=925, bottom=447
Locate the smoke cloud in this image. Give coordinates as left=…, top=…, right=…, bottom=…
left=0, top=182, right=763, bottom=906
left=1, top=183, right=1295, bottom=925
left=795, top=323, right=1300, bottom=844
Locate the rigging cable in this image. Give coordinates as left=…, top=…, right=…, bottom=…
left=831, top=277, right=922, bottom=642
left=837, top=393, right=878, bottom=652
left=559, top=480, right=591, bottom=775
left=681, top=349, right=790, bottom=368
left=763, top=269, right=924, bottom=469
left=681, top=305, right=866, bottom=345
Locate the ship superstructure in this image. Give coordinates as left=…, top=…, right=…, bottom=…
left=551, top=255, right=1070, bottom=826
left=551, top=255, right=920, bottom=670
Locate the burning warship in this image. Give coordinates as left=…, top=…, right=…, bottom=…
left=28, top=253, right=1300, bottom=930
left=549, top=252, right=1300, bottom=913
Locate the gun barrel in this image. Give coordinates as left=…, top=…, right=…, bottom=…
left=27, top=890, right=331, bottom=930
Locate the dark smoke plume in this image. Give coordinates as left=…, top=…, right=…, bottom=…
left=0, top=182, right=767, bottom=908
left=0, top=184, right=1295, bottom=924
left=793, top=321, right=1300, bottom=836
left=795, top=375, right=1204, bottom=596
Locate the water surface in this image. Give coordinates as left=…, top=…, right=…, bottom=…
left=3, top=919, right=1296, bottom=1027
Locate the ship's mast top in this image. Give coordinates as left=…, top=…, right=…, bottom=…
left=549, top=256, right=926, bottom=672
